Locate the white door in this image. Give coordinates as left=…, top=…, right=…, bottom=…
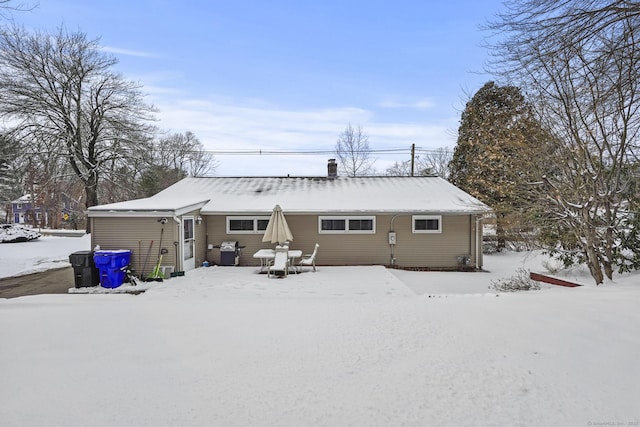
left=182, top=217, right=196, bottom=271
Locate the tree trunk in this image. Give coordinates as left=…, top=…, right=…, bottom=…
left=585, top=244, right=604, bottom=285
left=83, top=175, right=99, bottom=234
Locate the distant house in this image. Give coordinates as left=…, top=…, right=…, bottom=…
left=11, top=193, right=81, bottom=228
left=59, top=193, right=82, bottom=228
left=87, top=162, right=492, bottom=277
left=11, top=195, right=45, bottom=226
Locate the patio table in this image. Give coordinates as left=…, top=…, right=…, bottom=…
left=253, top=248, right=302, bottom=273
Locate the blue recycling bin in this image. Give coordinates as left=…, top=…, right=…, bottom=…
left=93, top=250, right=132, bottom=288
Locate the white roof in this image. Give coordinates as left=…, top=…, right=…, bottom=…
left=12, top=194, right=32, bottom=203
left=88, top=176, right=491, bottom=216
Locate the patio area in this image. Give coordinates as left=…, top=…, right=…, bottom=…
left=67, top=250, right=567, bottom=297
left=136, top=264, right=514, bottom=300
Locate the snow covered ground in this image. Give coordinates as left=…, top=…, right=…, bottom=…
left=0, top=233, right=92, bottom=278
left=1, top=236, right=639, bottom=426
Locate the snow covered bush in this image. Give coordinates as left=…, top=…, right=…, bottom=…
left=542, top=259, right=564, bottom=274
left=490, top=268, right=540, bottom=292
left=483, top=236, right=498, bottom=254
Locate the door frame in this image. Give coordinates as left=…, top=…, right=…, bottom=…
left=181, top=216, right=196, bottom=271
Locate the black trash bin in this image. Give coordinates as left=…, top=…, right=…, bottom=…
left=69, top=250, right=99, bottom=287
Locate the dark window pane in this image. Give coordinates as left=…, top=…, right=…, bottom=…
left=257, top=219, right=269, bottom=231
left=229, top=219, right=254, bottom=231
left=321, top=219, right=346, bottom=230
left=415, top=218, right=439, bottom=231
left=349, top=219, right=373, bottom=231
left=184, top=218, right=194, bottom=239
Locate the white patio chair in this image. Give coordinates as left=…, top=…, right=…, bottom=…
left=298, top=243, right=319, bottom=272
left=268, top=245, right=289, bottom=278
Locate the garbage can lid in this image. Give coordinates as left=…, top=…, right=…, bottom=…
left=94, top=249, right=132, bottom=255
left=220, top=241, right=238, bottom=251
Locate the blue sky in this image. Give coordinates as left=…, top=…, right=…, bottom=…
left=15, top=0, right=504, bottom=176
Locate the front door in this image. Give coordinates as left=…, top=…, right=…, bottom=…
left=182, top=217, right=196, bottom=271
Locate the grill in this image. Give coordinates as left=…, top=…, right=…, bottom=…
left=219, top=240, right=240, bottom=266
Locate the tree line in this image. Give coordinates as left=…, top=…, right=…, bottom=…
left=335, top=1, right=640, bottom=284
left=0, top=25, right=216, bottom=231
left=449, top=1, right=640, bottom=284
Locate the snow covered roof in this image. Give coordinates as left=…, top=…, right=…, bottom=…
left=88, top=176, right=491, bottom=216
left=11, top=194, right=32, bottom=203
left=87, top=196, right=208, bottom=217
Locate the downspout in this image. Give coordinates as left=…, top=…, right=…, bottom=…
left=469, top=215, right=473, bottom=264
left=475, top=215, right=483, bottom=270
left=173, top=216, right=181, bottom=271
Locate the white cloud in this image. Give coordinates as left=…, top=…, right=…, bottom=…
left=100, top=46, right=160, bottom=58
left=147, top=94, right=457, bottom=176
left=377, top=98, right=435, bottom=110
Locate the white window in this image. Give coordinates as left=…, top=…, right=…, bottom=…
left=319, top=216, right=376, bottom=234
left=226, top=216, right=270, bottom=234
left=412, top=215, right=442, bottom=233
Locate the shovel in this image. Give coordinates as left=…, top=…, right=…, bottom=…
left=146, top=248, right=168, bottom=282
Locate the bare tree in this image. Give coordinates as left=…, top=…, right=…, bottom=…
left=155, top=131, right=217, bottom=177
left=385, top=147, right=452, bottom=178
left=0, top=0, right=37, bottom=17
left=488, top=1, right=640, bottom=283
left=0, top=132, right=21, bottom=220
left=385, top=160, right=412, bottom=176
left=0, top=26, right=155, bottom=232
left=136, top=131, right=217, bottom=198
left=488, top=1, right=640, bottom=65
left=418, top=147, right=452, bottom=179
left=335, top=123, right=375, bottom=177
left=99, top=138, right=154, bottom=204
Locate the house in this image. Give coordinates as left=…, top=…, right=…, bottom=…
left=11, top=194, right=46, bottom=226
left=11, top=193, right=81, bottom=228
left=87, top=162, right=492, bottom=277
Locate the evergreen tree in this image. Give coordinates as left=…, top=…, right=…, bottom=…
left=449, top=81, right=550, bottom=249
left=0, top=133, right=20, bottom=209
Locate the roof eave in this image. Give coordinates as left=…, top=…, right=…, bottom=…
left=87, top=201, right=208, bottom=218
left=201, top=208, right=492, bottom=216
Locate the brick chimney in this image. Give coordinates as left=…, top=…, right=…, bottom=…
left=327, top=159, right=337, bottom=178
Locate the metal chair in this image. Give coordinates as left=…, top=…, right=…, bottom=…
left=268, top=245, right=289, bottom=278
left=298, top=243, right=319, bottom=272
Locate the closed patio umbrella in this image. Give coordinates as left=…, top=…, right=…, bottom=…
left=262, top=204, right=293, bottom=245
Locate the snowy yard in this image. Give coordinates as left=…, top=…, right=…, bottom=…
left=1, top=236, right=639, bottom=426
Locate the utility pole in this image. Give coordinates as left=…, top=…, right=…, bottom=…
left=410, top=144, right=415, bottom=177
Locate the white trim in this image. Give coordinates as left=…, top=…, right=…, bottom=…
left=182, top=216, right=196, bottom=271
left=412, top=215, right=442, bottom=233
left=226, top=216, right=271, bottom=234
left=87, top=201, right=208, bottom=217
left=87, top=210, right=177, bottom=218
left=318, top=216, right=376, bottom=234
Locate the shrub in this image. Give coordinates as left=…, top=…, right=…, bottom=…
left=490, top=268, right=541, bottom=292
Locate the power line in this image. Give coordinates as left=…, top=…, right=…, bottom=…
left=21, top=145, right=452, bottom=157
left=203, top=148, right=408, bottom=156
left=202, top=146, right=450, bottom=156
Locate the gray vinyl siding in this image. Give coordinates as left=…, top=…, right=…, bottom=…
left=204, top=213, right=482, bottom=269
